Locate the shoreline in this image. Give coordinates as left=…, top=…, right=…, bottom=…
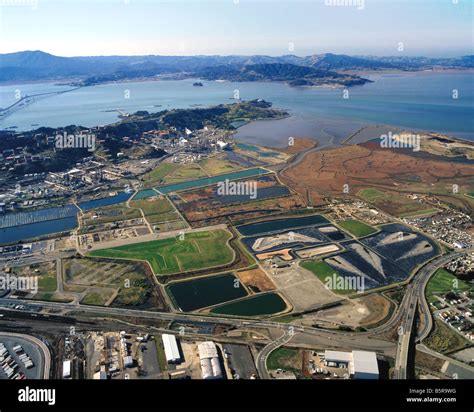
left=2, top=67, right=474, bottom=87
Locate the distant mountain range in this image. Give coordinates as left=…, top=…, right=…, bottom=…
left=1, top=50, right=472, bottom=84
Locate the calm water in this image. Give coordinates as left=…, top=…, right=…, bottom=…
left=0, top=216, right=78, bottom=245
left=166, top=273, right=248, bottom=312
left=210, top=292, right=287, bottom=316
left=156, top=167, right=268, bottom=194
left=78, top=192, right=133, bottom=211
left=237, top=214, right=329, bottom=237
left=1, top=72, right=473, bottom=146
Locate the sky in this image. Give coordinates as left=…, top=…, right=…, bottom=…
left=0, top=0, right=472, bottom=57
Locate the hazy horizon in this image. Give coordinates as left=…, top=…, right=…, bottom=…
left=3, top=49, right=473, bottom=59
left=0, top=0, right=472, bottom=58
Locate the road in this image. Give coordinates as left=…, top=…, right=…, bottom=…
left=392, top=250, right=472, bottom=379
left=255, top=330, right=295, bottom=379
left=1, top=249, right=470, bottom=379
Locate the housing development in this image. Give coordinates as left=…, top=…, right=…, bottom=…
left=1, top=111, right=473, bottom=384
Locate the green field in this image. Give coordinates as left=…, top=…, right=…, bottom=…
left=81, top=291, right=112, bottom=306
left=88, top=230, right=234, bottom=275
left=357, top=188, right=385, bottom=202
left=199, top=157, right=242, bottom=175
left=399, top=208, right=439, bottom=218
left=130, top=195, right=183, bottom=224
left=38, top=274, right=57, bottom=292
left=425, top=269, right=470, bottom=304
left=356, top=188, right=437, bottom=217
left=300, top=260, right=355, bottom=295
left=337, top=219, right=377, bottom=238
left=266, top=348, right=300, bottom=372
left=12, top=262, right=57, bottom=293
left=142, top=163, right=180, bottom=186
left=162, top=163, right=208, bottom=183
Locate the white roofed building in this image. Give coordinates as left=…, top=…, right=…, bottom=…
left=351, top=350, right=379, bottom=380
left=62, top=360, right=71, bottom=379
left=162, top=334, right=181, bottom=364
left=324, top=350, right=379, bottom=380
left=198, top=341, right=223, bottom=380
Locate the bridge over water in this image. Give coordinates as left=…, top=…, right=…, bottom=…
left=0, top=87, right=81, bottom=120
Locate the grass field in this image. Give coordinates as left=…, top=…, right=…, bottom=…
left=357, top=188, right=385, bottom=202
left=81, top=291, right=112, bottom=306
left=356, top=188, right=437, bottom=217
left=142, top=163, right=180, bottom=187
left=425, top=269, right=470, bottom=304
left=130, top=196, right=183, bottom=224
left=162, top=163, right=208, bottom=183
left=398, top=208, right=439, bottom=218
left=12, top=262, right=57, bottom=293
left=300, top=260, right=355, bottom=295
left=154, top=336, right=168, bottom=371
left=88, top=230, right=234, bottom=275
left=337, top=219, right=377, bottom=238
left=199, top=157, right=242, bottom=175
left=266, top=348, right=301, bottom=372
left=38, top=275, right=57, bottom=292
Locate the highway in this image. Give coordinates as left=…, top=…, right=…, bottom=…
left=392, top=250, right=472, bottom=379
left=0, top=249, right=471, bottom=379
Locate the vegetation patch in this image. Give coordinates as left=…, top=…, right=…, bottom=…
left=424, top=319, right=470, bottom=354
left=301, top=260, right=355, bottom=295
left=130, top=195, right=183, bottom=224
left=266, top=347, right=301, bottom=372
left=425, top=269, right=470, bottom=305
left=88, top=230, right=234, bottom=275
left=337, top=219, right=377, bottom=238
left=142, top=163, right=180, bottom=187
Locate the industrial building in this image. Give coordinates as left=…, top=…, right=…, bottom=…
left=198, top=341, right=223, bottom=380
left=162, top=334, right=181, bottom=364
left=62, top=360, right=71, bottom=379
left=324, top=350, right=379, bottom=380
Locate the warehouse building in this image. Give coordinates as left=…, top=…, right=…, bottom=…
left=324, top=350, right=379, bottom=380
left=198, top=341, right=223, bottom=380
left=62, top=360, right=71, bottom=379
left=351, top=351, right=379, bottom=380
left=162, top=334, right=181, bottom=364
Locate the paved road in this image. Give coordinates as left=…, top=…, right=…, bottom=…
left=0, top=249, right=470, bottom=379
left=256, top=330, right=295, bottom=379
left=392, top=250, right=472, bottom=379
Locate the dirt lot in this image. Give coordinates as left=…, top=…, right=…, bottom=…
left=354, top=293, right=394, bottom=327
left=173, top=192, right=306, bottom=227
left=280, top=143, right=474, bottom=213
left=262, top=261, right=339, bottom=312
left=299, top=299, right=373, bottom=329
left=256, top=249, right=293, bottom=261
left=236, top=268, right=276, bottom=292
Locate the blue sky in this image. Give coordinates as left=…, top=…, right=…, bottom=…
left=0, top=0, right=472, bottom=57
